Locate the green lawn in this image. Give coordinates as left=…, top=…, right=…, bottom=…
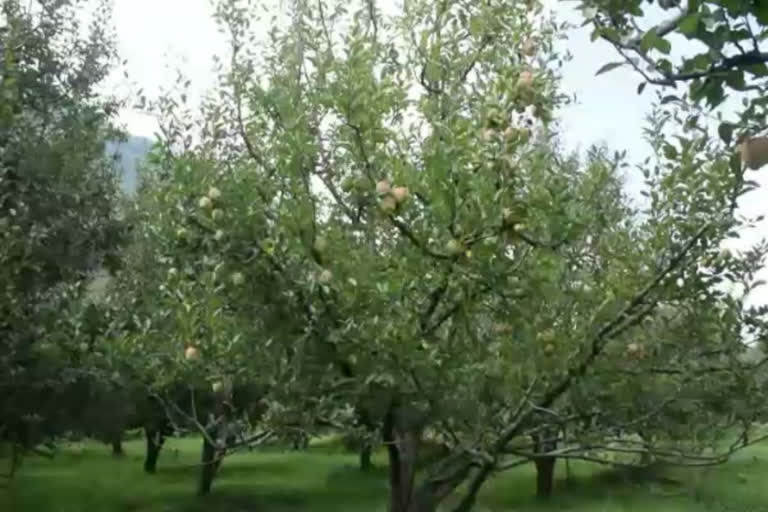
left=3, top=437, right=768, bottom=511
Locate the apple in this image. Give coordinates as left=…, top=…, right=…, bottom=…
left=176, top=227, right=188, bottom=240
left=199, top=196, right=213, bottom=210
left=318, top=269, right=333, bottom=284
left=482, top=128, right=497, bottom=141
left=521, top=38, right=536, bottom=56
left=741, top=137, right=768, bottom=170
left=502, top=208, right=515, bottom=225
left=544, top=343, right=555, bottom=355
left=379, top=195, right=397, bottom=214
left=184, top=346, right=200, bottom=361
left=314, top=236, right=328, bottom=253
left=167, top=267, right=178, bottom=277
left=446, top=238, right=464, bottom=256
left=214, top=229, right=225, bottom=241
left=376, top=179, right=391, bottom=196
left=392, top=186, right=409, bottom=204
left=211, top=209, right=224, bottom=221
left=517, top=70, right=534, bottom=88
left=341, top=177, right=355, bottom=192
left=212, top=381, right=224, bottom=393
left=231, top=272, right=245, bottom=286
left=626, top=342, right=645, bottom=359
left=207, top=187, right=222, bottom=200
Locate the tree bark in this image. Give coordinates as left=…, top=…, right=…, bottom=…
left=111, top=437, right=124, bottom=457
left=384, top=402, right=435, bottom=512
left=143, top=428, right=164, bottom=474
left=534, top=456, right=556, bottom=499
left=533, top=432, right=557, bottom=499
left=360, top=443, right=373, bottom=471
left=198, top=433, right=221, bottom=496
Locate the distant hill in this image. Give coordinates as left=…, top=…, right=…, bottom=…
left=106, top=136, right=153, bottom=194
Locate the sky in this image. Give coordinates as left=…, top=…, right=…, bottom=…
left=106, top=0, right=768, bottom=305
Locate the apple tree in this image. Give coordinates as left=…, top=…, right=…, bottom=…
left=118, top=0, right=768, bottom=509
left=0, top=0, right=125, bottom=471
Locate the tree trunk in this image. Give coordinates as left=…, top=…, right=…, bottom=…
left=638, top=431, right=653, bottom=465
left=384, top=402, right=434, bottom=512
left=360, top=443, right=373, bottom=471
left=111, top=437, right=124, bottom=457
left=534, top=456, right=556, bottom=499
left=532, top=431, right=557, bottom=499
left=198, top=435, right=220, bottom=496
left=143, top=428, right=163, bottom=474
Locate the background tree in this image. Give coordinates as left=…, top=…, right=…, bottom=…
left=0, top=0, right=125, bottom=471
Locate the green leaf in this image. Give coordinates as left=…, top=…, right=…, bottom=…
left=678, top=14, right=700, bottom=36
left=729, top=151, right=742, bottom=174
left=660, top=95, right=679, bottom=105
left=663, top=144, right=678, bottom=160
left=755, top=4, right=768, bottom=24
left=641, top=30, right=671, bottom=54
left=637, top=82, right=646, bottom=95
left=718, top=122, right=734, bottom=145
left=724, top=70, right=746, bottom=90
left=595, top=61, right=625, bottom=76
left=745, top=63, right=768, bottom=77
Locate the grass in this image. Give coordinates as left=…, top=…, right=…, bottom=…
left=3, top=437, right=768, bottom=511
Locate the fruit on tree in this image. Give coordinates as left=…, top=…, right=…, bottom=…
left=318, top=269, right=333, bottom=284
left=376, top=179, right=391, bottom=196
left=626, top=342, right=645, bottom=359
left=211, top=209, right=224, bottom=221
left=185, top=346, right=201, bottom=361
left=207, top=187, right=222, bottom=200
left=379, top=195, right=397, bottom=214
left=212, top=381, right=224, bottom=393
left=502, top=208, right=515, bottom=225
left=199, top=196, right=213, bottom=210
left=741, top=137, right=768, bottom=170
left=341, top=177, right=355, bottom=192
left=392, top=186, right=409, bottom=204
left=314, top=236, right=328, bottom=253
left=521, top=38, right=536, bottom=56
left=231, top=272, right=245, bottom=286
left=446, top=238, right=464, bottom=256
left=517, top=70, right=534, bottom=88
left=482, top=128, right=497, bottom=141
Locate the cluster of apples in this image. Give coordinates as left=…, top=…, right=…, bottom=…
left=199, top=186, right=224, bottom=221
left=376, top=179, right=409, bottom=214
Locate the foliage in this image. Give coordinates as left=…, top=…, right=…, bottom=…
left=107, top=0, right=768, bottom=510
left=580, top=0, right=768, bottom=144
left=0, top=0, right=125, bottom=459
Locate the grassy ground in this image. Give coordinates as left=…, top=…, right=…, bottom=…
left=2, top=437, right=768, bottom=511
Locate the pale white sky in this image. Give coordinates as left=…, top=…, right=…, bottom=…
left=107, top=0, right=768, bottom=305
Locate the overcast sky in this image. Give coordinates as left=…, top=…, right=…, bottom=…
left=106, top=0, right=768, bottom=305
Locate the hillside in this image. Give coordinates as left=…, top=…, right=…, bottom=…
left=106, top=135, right=153, bottom=194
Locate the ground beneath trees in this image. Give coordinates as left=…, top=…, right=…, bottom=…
left=2, top=438, right=768, bottom=511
